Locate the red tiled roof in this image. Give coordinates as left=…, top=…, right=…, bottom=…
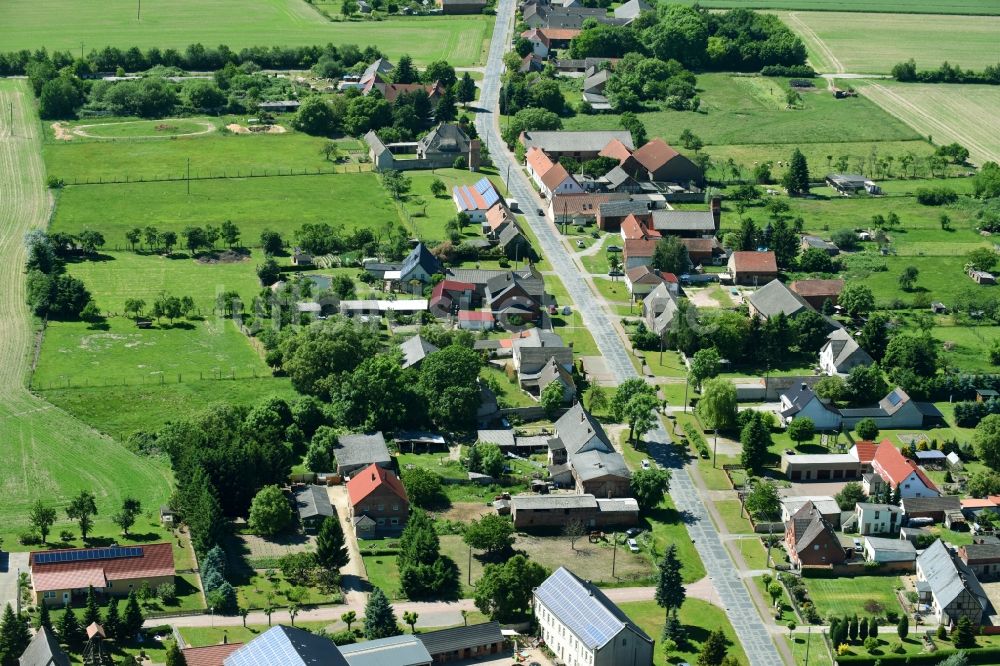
left=459, top=310, right=495, bottom=321
left=539, top=28, right=582, bottom=41
left=30, top=543, right=175, bottom=593
left=626, top=266, right=675, bottom=285
left=485, top=202, right=511, bottom=231
left=540, top=162, right=574, bottom=190
left=600, top=138, right=633, bottom=163
left=431, top=280, right=475, bottom=301
left=526, top=146, right=555, bottom=178
left=181, top=643, right=243, bottom=666
left=680, top=238, right=716, bottom=254
left=632, top=138, right=681, bottom=173
left=962, top=498, right=997, bottom=509
left=853, top=440, right=878, bottom=464
left=730, top=251, right=777, bottom=273
left=620, top=214, right=660, bottom=241
left=550, top=193, right=616, bottom=217
left=347, top=463, right=408, bottom=507
left=624, top=238, right=658, bottom=259
left=790, top=279, right=845, bottom=298
left=872, top=440, right=939, bottom=492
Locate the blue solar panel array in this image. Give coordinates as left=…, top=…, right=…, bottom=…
left=34, top=546, right=142, bottom=565
left=475, top=177, right=500, bottom=209
left=535, top=567, right=625, bottom=649
left=887, top=391, right=902, bottom=406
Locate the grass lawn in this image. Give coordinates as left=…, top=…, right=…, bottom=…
left=644, top=497, right=708, bottom=584
left=593, top=277, right=632, bottom=304
left=549, top=308, right=600, bottom=356
left=236, top=569, right=341, bottom=610
left=619, top=598, right=748, bottom=666
left=715, top=499, right=753, bottom=534
left=753, top=575, right=795, bottom=623
left=40, top=377, right=296, bottom=440
left=0, top=0, right=491, bottom=65
left=403, top=167, right=507, bottom=242
left=362, top=554, right=403, bottom=598
left=738, top=537, right=771, bottom=571
left=804, top=575, right=904, bottom=620
left=858, top=81, right=1000, bottom=164
left=396, top=452, right=468, bottom=481
left=44, top=123, right=363, bottom=183
left=787, top=631, right=835, bottom=666
left=641, top=348, right=688, bottom=379
left=780, top=11, right=1000, bottom=74
left=562, top=73, right=920, bottom=148
left=51, top=171, right=401, bottom=244
left=671, top=0, right=1000, bottom=13
left=179, top=620, right=332, bottom=648
left=481, top=365, right=537, bottom=408
left=581, top=250, right=612, bottom=275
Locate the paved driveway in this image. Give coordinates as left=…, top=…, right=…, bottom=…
left=0, top=551, right=29, bottom=610
left=475, top=4, right=787, bottom=664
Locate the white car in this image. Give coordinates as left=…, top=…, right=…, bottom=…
left=641, top=459, right=651, bottom=469
left=627, top=538, right=640, bottom=553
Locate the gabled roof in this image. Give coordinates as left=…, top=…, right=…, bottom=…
left=600, top=138, right=634, bottom=162
left=293, top=485, right=334, bottom=521
left=790, top=279, right=844, bottom=298
left=730, top=251, right=777, bottom=274
left=534, top=567, right=652, bottom=649
left=361, top=58, right=394, bottom=85
left=182, top=643, right=243, bottom=666
left=498, top=223, right=527, bottom=249
left=650, top=210, right=716, bottom=233
left=418, top=123, right=472, bottom=154
left=748, top=280, right=813, bottom=319
left=399, top=243, right=443, bottom=278
left=632, top=138, right=682, bottom=173
left=526, top=145, right=555, bottom=176
left=339, top=634, right=432, bottom=666
left=520, top=130, right=634, bottom=154
left=624, top=238, right=657, bottom=259
left=822, top=329, right=873, bottom=369
left=400, top=334, right=439, bottom=369
left=30, top=543, right=175, bottom=593
left=485, top=202, right=513, bottom=231
left=572, top=449, right=629, bottom=481
left=583, top=68, right=610, bottom=93
left=856, top=502, right=902, bottom=514
left=540, top=161, right=576, bottom=190
left=19, top=627, right=70, bottom=666
left=917, top=540, right=989, bottom=613
left=334, top=432, right=391, bottom=470
left=626, top=265, right=672, bottom=286
left=416, top=622, right=504, bottom=656
left=851, top=441, right=879, bottom=464
left=554, top=403, right=613, bottom=457
left=620, top=214, right=659, bottom=241
left=872, top=440, right=939, bottom=492
left=643, top=282, right=678, bottom=336
left=789, top=501, right=840, bottom=552
left=879, top=388, right=912, bottom=416
left=224, top=625, right=347, bottom=666
left=346, top=463, right=408, bottom=506
left=614, top=0, right=651, bottom=19
left=901, top=495, right=961, bottom=513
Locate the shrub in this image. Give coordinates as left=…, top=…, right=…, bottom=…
left=864, top=637, right=879, bottom=652
left=936, top=625, right=947, bottom=640
left=156, top=582, right=177, bottom=604
left=890, top=641, right=904, bottom=654
left=47, top=176, right=65, bottom=189
left=19, top=532, right=41, bottom=545
left=915, top=187, right=958, bottom=206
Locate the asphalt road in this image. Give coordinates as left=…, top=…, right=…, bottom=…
left=474, top=4, right=787, bottom=664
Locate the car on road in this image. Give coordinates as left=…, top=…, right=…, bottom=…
left=537, top=208, right=544, bottom=215
left=627, top=538, right=640, bottom=552
left=641, top=459, right=651, bottom=469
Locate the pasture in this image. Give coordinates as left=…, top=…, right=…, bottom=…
left=562, top=74, right=921, bottom=147
left=674, top=0, right=1000, bottom=14
left=0, top=78, right=173, bottom=536
left=50, top=171, right=400, bottom=243
left=780, top=11, right=1000, bottom=73
left=618, top=599, right=748, bottom=666
left=858, top=82, right=1000, bottom=165
left=0, top=0, right=491, bottom=66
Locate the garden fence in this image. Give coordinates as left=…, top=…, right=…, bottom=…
left=60, top=163, right=371, bottom=186
left=30, top=369, right=275, bottom=391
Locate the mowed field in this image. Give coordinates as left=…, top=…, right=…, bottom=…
left=673, top=0, right=1000, bottom=14
left=0, top=79, right=172, bottom=535
left=858, top=82, right=1000, bottom=165
left=0, top=0, right=491, bottom=66
left=780, top=11, right=1000, bottom=73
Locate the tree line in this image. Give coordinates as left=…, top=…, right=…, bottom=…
left=892, top=59, right=1000, bottom=85
left=24, top=230, right=96, bottom=321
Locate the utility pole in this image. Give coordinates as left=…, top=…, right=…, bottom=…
left=611, top=532, right=617, bottom=578
left=468, top=545, right=472, bottom=585
left=713, top=428, right=718, bottom=468
left=804, top=625, right=812, bottom=666
left=187, top=157, right=191, bottom=194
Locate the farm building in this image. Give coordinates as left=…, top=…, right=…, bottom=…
left=790, top=278, right=844, bottom=309
left=340, top=635, right=432, bottom=665
left=181, top=643, right=243, bottom=666
left=649, top=209, right=718, bottom=237
left=627, top=139, right=703, bottom=186
left=899, top=496, right=961, bottom=523
left=519, top=130, right=634, bottom=161
left=30, top=544, right=175, bottom=607
left=437, top=0, right=488, bottom=13
left=509, top=494, right=639, bottom=529
left=293, top=485, right=334, bottom=532
left=959, top=542, right=1000, bottom=581
left=416, top=623, right=506, bottom=663
left=863, top=537, right=916, bottom=566
left=800, top=236, right=839, bottom=255
left=224, top=626, right=347, bottom=666
left=839, top=387, right=944, bottom=430
left=748, top=280, right=814, bottom=320
left=826, top=173, right=880, bottom=195
left=333, top=432, right=392, bottom=477
left=726, top=251, right=777, bottom=286
left=258, top=100, right=300, bottom=112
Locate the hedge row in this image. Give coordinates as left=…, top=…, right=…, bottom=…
left=837, top=646, right=1000, bottom=665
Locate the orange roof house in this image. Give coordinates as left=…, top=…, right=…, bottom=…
left=628, top=138, right=703, bottom=185
left=30, top=543, right=175, bottom=606
left=347, top=463, right=410, bottom=537
left=599, top=138, right=634, bottom=163
left=620, top=214, right=660, bottom=241
left=871, top=440, right=940, bottom=498
left=727, top=251, right=778, bottom=286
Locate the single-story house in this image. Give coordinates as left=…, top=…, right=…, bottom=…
left=779, top=382, right=842, bottom=430
left=340, top=634, right=432, bottom=665
left=30, top=544, right=175, bottom=607
left=293, top=485, right=334, bottom=532
left=727, top=251, right=778, bottom=286
left=333, top=432, right=392, bottom=477
left=800, top=236, right=839, bottom=256
left=863, top=536, right=916, bottom=566
left=959, top=542, right=1000, bottom=581
left=781, top=452, right=861, bottom=482
left=642, top=282, right=678, bottom=338
left=969, top=269, right=996, bottom=285
left=457, top=310, right=495, bottom=330
left=840, top=387, right=944, bottom=430
left=900, top=525, right=933, bottom=544
left=623, top=238, right=657, bottom=271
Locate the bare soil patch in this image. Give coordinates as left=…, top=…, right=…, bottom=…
left=226, top=123, right=287, bottom=134
left=196, top=249, right=251, bottom=264
left=51, top=122, right=73, bottom=141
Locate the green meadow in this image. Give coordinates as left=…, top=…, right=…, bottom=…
left=674, top=0, right=1000, bottom=14
left=0, top=0, right=491, bottom=66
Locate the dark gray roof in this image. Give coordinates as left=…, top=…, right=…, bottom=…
left=400, top=243, right=443, bottom=279
left=534, top=567, right=652, bottom=649
left=583, top=68, right=610, bottom=93
left=294, top=485, right=334, bottom=521
left=477, top=429, right=516, bottom=448
left=650, top=210, right=716, bottom=233
left=498, top=223, right=527, bottom=250
left=599, top=199, right=650, bottom=218
left=749, top=280, right=813, bottom=319
left=963, top=543, right=1000, bottom=562
left=643, top=282, right=677, bottom=336
left=340, top=634, right=432, bottom=666
left=334, top=432, right=391, bottom=469
left=901, top=496, right=961, bottom=513
left=554, top=403, right=613, bottom=457
left=416, top=622, right=504, bottom=656
left=225, top=625, right=347, bottom=666
left=822, top=329, right=873, bottom=369
left=418, top=123, right=472, bottom=155
left=399, top=334, right=439, bottom=369
left=572, top=449, right=630, bottom=481
left=781, top=383, right=837, bottom=418
left=19, top=627, right=70, bottom=666
left=521, top=130, right=634, bottom=154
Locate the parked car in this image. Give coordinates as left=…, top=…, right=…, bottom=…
left=853, top=538, right=863, bottom=553
left=627, top=538, right=640, bottom=553
left=576, top=239, right=585, bottom=248
left=607, top=245, right=622, bottom=252
left=625, top=527, right=642, bottom=538
left=608, top=269, right=623, bottom=277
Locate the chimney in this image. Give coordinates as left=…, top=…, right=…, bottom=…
left=711, top=197, right=722, bottom=232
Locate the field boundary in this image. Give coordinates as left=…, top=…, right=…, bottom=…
left=58, top=163, right=372, bottom=186
left=784, top=12, right=844, bottom=73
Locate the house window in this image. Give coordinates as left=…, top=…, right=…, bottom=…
left=392, top=504, right=399, bottom=511
left=377, top=518, right=386, bottom=526
left=390, top=518, right=399, bottom=525
left=43, top=591, right=56, bottom=599
left=377, top=504, right=384, bottom=512
left=875, top=511, right=880, bottom=519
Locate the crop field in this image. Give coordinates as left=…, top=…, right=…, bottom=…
left=780, top=11, right=1000, bottom=73
left=858, top=82, right=1000, bottom=165
left=51, top=171, right=400, bottom=243
left=43, top=123, right=364, bottom=184
left=0, top=79, right=172, bottom=536
left=0, top=0, right=491, bottom=66
left=563, top=74, right=921, bottom=147
left=674, top=0, right=1000, bottom=14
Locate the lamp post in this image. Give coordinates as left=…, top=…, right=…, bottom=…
left=713, top=428, right=718, bottom=468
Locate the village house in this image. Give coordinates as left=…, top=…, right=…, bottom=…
left=855, top=502, right=903, bottom=535
left=681, top=238, right=723, bottom=266
left=399, top=334, right=440, bottom=370
left=748, top=279, right=814, bottom=320
left=30, top=544, right=175, bottom=607
left=625, top=138, right=703, bottom=186
left=293, top=484, right=334, bottom=532
left=520, top=28, right=582, bottom=57
left=19, top=627, right=71, bottom=666
left=625, top=265, right=677, bottom=300
left=453, top=177, right=504, bottom=223
left=347, top=463, right=409, bottom=538
left=365, top=122, right=480, bottom=172
left=535, top=567, right=654, bottom=666
left=548, top=403, right=631, bottom=497
left=429, top=279, right=476, bottom=317
left=784, top=501, right=847, bottom=568
left=364, top=242, right=443, bottom=288
left=548, top=192, right=617, bottom=226
left=727, top=251, right=778, bottom=286
left=840, top=387, right=944, bottom=430
left=790, top=279, right=844, bottom=309
left=820, top=328, right=873, bottom=376
left=869, top=440, right=941, bottom=499
left=778, top=382, right=843, bottom=430
left=780, top=495, right=842, bottom=527
left=486, top=270, right=548, bottom=321
left=623, top=238, right=658, bottom=271
left=915, top=540, right=990, bottom=626
left=642, top=282, right=678, bottom=339
left=620, top=213, right=659, bottom=241
left=525, top=146, right=584, bottom=198
left=960, top=541, right=1000, bottom=581
left=800, top=235, right=840, bottom=256
left=333, top=432, right=392, bottom=478
left=509, top=494, right=639, bottom=529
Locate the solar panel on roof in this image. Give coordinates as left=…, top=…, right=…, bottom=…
left=35, top=546, right=143, bottom=566
left=887, top=392, right=902, bottom=406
